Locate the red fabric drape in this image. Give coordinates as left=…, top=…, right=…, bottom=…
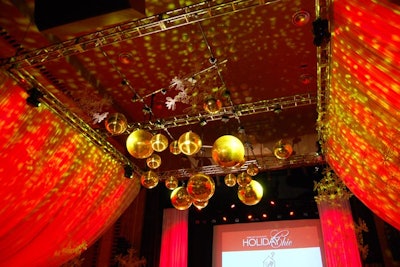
left=317, top=199, right=361, bottom=267
left=324, top=0, right=400, bottom=229
left=159, top=208, right=188, bottom=267
left=0, top=78, right=141, bottom=266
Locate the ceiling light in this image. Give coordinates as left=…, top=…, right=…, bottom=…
left=292, top=10, right=310, bottom=26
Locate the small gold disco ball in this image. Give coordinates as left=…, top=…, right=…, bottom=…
left=224, top=173, right=237, bottom=187
left=178, top=131, right=202, bottom=156
left=151, top=133, right=169, bottom=152
left=140, top=170, right=159, bottom=189
left=105, top=113, right=127, bottom=135
left=165, top=175, right=179, bottom=190
left=146, top=154, right=162, bottom=169
left=170, top=186, right=193, bottom=210
left=246, top=163, right=259, bottom=176
left=273, top=140, right=293, bottom=159
left=236, top=172, right=252, bottom=187
left=203, top=97, right=222, bottom=114
left=169, top=140, right=181, bottom=155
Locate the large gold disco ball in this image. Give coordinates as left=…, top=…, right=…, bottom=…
left=237, top=172, right=252, bottom=187
left=140, top=170, right=159, bottom=189
left=171, top=186, right=193, bottom=210
left=105, top=113, right=128, bottom=135
left=169, top=140, right=181, bottom=155
left=187, top=173, right=215, bottom=201
left=165, top=175, right=179, bottom=190
left=238, top=180, right=263, bottom=206
left=273, top=140, right=293, bottom=159
left=203, top=97, right=222, bottom=114
left=212, top=135, right=245, bottom=168
left=151, top=133, right=169, bottom=152
left=146, top=154, right=162, bottom=169
left=224, top=173, right=237, bottom=187
left=178, top=131, right=202, bottom=156
left=126, top=129, right=154, bottom=159
left=193, top=199, right=209, bottom=210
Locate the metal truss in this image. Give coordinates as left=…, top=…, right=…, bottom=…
left=315, top=0, right=332, bottom=145
left=129, top=92, right=317, bottom=131
left=158, top=154, right=325, bottom=180
left=2, top=0, right=281, bottom=69
left=10, top=69, right=142, bottom=176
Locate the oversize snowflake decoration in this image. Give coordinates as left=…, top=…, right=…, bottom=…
left=92, top=112, right=109, bottom=124
left=165, top=76, right=196, bottom=110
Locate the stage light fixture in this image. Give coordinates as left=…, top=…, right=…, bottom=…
left=312, top=18, right=331, bottom=46
left=26, top=87, right=43, bottom=107
left=124, top=165, right=133, bottom=179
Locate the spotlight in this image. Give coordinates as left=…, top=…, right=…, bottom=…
left=142, top=106, right=152, bottom=115
left=272, top=104, right=282, bottom=114
left=199, top=118, right=207, bottom=126
left=221, top=115, right=229, bottom=123
left=124, top=165, right=133, bottom=179
left=161, top=88, right=167, bottom=95
left=26, top=87, right=43, bottom=107
left=312, top=18, right=331, bottom=46
left=223, top=90, right=231, bottom=98
left=209, top=57, right=217, bottom=64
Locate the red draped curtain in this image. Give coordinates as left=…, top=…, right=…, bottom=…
left=315, top=169, right=361, bottom=267
left=0, top=78, right=141, bottom=266
left=322, top=0, right=400, bottom=229
left=159, top=208, right=188, bottom=267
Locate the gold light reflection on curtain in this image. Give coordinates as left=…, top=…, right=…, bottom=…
left=0, top=79, right=141, bottom=266
left=320, top=0, right=400, bottom=229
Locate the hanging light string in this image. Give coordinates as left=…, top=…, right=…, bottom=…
left=99, top=47, right=153, bottom=115
left=197, top=22, right=241, bottom=124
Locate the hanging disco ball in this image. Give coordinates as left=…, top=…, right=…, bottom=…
left=170, top=186, right=193, bottom=210
left=224, top=173, right=237, bottom=187
left=126, top=129, right=154, bottom=159
left=178, top=131, right=202, bottom=156
left=105, top=113, right=128, bottom=135
left=187, top=173, right=215, bottom=202
left=236, top=172, right=252, bottom=187
left=151, top=133, right=169, bottom=152
left=165, top=175, right=179, bottom=190
left=273, top=140, right=293, bottom=160
left=140, top=170, right=159, bottom=189
left=238, top=180, right=264, bottom=206
left=169, top=140, right=181, bottom=155
left=203, top=97, right=222, bottom=114
left=193, top=199, right=209, bottom=210
left=246, top=163, right=259, bottom=176
left=146, top=154, right=162, bottom=169
left=212, top=135, right=245, bottom=168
